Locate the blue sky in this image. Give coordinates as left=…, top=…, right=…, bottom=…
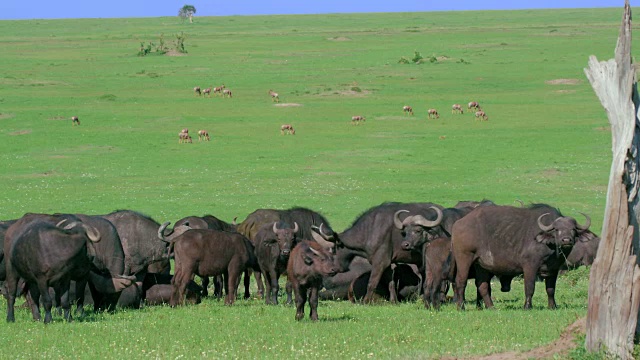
left=0, top=1, right=624, bottom=20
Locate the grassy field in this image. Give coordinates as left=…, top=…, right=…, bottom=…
left=0, top=7, right=627, bottom=359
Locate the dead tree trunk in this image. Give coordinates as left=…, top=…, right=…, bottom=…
left=584, top=1, right=640, bottom=359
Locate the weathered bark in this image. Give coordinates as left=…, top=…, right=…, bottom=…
left=584, top=2, right=640, bottom=359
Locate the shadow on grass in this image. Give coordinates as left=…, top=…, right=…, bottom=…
left=319, top=314, right=357, bottom=322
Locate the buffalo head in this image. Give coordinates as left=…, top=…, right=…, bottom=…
left=535, top=212, right=591, bottom=248
left=303, top=243, right=338, bottom=277
left=272, top=221, right=298, bottom=257
left=311, top=223, right=338, bottom=253
left=393, top=206, right=444, bottom=250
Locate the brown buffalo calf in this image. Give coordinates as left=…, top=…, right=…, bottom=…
left=287, top=240, right=337, bottom=321
left=403, top=105, right=414, bottom=116
left=170, top=229, right=258, bottom=306
left=72, top=116, right=80, bottom=126
left=423, top=237, right=455, bottom=310
left=198, top=130, right=210, bottom=141
left=427, top=109, right=440, bottom=119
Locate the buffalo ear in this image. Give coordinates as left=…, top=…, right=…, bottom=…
left=578, top=231, right=596, bottom=243
left=535, top=232, right=553, bottom=244
left=304, top=256, right=313, bottom=265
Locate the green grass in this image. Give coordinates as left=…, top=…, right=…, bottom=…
left=0, top=7, right=626, bottom=358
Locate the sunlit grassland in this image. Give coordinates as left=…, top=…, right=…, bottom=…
left=0, top=7, right=626, bottom=358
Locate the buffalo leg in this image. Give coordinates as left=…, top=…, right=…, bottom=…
left=309, top=286, right=319, bottom=321
left=269, top=269, right=280, bottom=305
left=364, top=254, right=391, bottom=304
left=243, top=270, right=251, bottom=299
left=285, top=280, right=293, bottom=305
left=522, top=265, right=539, bottom=310
left=201, top=276, right=210, bottom=297
left=387, top=267, right=398, bottom=304
left=225, top=269, right=241, bottom=306
left=262, top=271, right=273, bottom=305
left=27, top=284, right=42, bottom=322
left=170, top=268, right=190, bottom=307
left=35, top=279, right=53, bottom=324
left=294, top=284, right=307, bottom=321
left=253, top=270, right=264, bottom=299
left=54, top=280, right=72, bottom=322
left=454, top=255, right=474, bottom=311
left=74, top=279, right=87, bottom=317
left=423, top=268, right=434, bottom=309
left=545, top=273, right=559, bottom=309
left=474, top=267, right=493, bottom=309
left=5, top=271, right=20, bottom=322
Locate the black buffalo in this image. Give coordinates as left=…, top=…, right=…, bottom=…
left=347, top=263, right=422, bottom=303
left=451, top=204, right=594, bottom=310
left=314, top=202, right=447, bottom=304
left=287, top=240, right=337, bottom=321
left=254, top=221, right=298, bottom=304
left=319, top=256, right=371, bottom=300
left=5, top=219, right=102, bottom=323
left=0, top=219, right=17, bottom=281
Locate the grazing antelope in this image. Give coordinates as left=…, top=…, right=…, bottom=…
left=269, top=90, right=280, bottom=103
left=280, top=124, right=295, bottom=135
left=475, top=110, right=488, bottom=121
left=451, top=104, right=464, bottom=114
left=351, top=116, right=366, bottom=125
left=181, top=128, right=189, bottom=134
left=403, top=105, right=414, bottom=116
left=222, top=89, right=233, bottom=98
left=468, top=101, right=480, bottom=111
left=71, top=116, right=80, bottom=126
left=179, top=132, right=193, bottom=143
left=198, top=130, right=210, bottom=141
left=427, top=109, right=440, bottom=119
left=194, top=86, right=202, bottom=96
left=202, top=86, right=213, bottom=97
left=213, top=85, right=225, bottom=96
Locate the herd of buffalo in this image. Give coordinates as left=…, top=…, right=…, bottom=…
left=0, top=199, right=599, bottom=323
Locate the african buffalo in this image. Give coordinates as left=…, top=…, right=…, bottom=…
left=452, top=204, right=594, bottom=310
left=314, top=202, right=447, bottom=304
left=287, top=240, right=337, bottom=321
left=254, top=221, right=299, bottom=304
left=237, top=207, right=336, bottom=297
left=320, top=256, right=371, bottom=300
left=171, top=214, right=238, bottom=298
left=5, top=219, right=101, bottom=323
left=170, top=229, right=258, bottom=306
left=0, top=219, right=18, bottom=281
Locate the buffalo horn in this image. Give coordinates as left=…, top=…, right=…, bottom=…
left=393, top=210, right=410, bottom=229
left=272, top=221, right=279, bottom=233
left=308, top=246, right=321, bottom=257
left=577, top=212, right=591, bottom=231
left=318, top=223, right=333, bottom=240
left=82, top=224, right=101, bottom=242
left=56, top=219, right=68, bottom=227
left=515, top=199, right=525, bottom=207
left=293, top=222, right=299, bottom=233
left=411, top=206, right=443, bottom=228
left=537, top=213, right=554, bottom=232
left=158, top=221, right=171, bottom=242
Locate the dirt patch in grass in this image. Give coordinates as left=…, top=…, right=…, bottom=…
left=541, top=168, right=562, bottom=178
left=0, top=113, right=15, bottom=120
left=327, top=36, right=351, bottom=41
left=545, top=78, right=581, bottom=85
left=165, top=50, right=187, bottom=57
left=9, top=130, right=31, bottom=136
left=554, top=89, right=576, bottom=94
left=332, top=89, right=371, bottom=97
left=47, top=116, right=67, bottom=121
left=483, top=317, right=585, bottom=360
left=594, top=126, right=611, bottom=132
left=274, top=103, right=302, bottom=107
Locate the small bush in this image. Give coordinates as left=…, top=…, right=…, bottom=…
left=398, top=57, right=410, bottom=64
left=411, top=50, right=423, bottom=63
left=351, top=87, right=362, bottom=93
left=98, top=94, right=117, bottom=101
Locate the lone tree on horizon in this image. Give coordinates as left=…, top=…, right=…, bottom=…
left=179, top=5, right=196, bottom=23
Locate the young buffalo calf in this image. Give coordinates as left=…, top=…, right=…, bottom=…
left=170, top=229, right=258, bottom=306
left=287, top=240, right=337, bottom=321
